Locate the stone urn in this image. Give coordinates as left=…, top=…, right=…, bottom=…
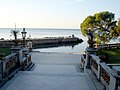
left=87, top=40, right=96, bottom=48
left=12, top=39, right=21, bottom=46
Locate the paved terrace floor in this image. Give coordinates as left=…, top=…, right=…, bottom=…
left=1, top=52, right=98, bottom=90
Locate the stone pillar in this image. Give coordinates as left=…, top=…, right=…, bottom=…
left=0, top=53, right=4, bottom=79
left=21, top=48, right=28, bottom=70
left=109, top=75, right=116, bottom=90
left=0, top=60, right=3, bottom=80
left=85, top=47, right=97, bottom=69
left=11, top=46, right=22, bottom=65
left=97, top=62, right=101, bottom=81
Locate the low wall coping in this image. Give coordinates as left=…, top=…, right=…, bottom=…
left=112, top=66, right=120, bottom=75
left=90, top=54, right=101, bottom=64
left=107, top=64, right=120, bottom=66
left=4, top=53, right=17, bottom=61
left=100, top=62, right=116, bottom=77
left=22, top=57, right=27, bottom=62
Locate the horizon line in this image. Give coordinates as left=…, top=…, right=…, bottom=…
left=0, top=27, right=80, bottom=30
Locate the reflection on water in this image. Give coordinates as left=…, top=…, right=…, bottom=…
left=33, top=42, right=79, bottom=49
left=33, top=41, right=87, bottom=53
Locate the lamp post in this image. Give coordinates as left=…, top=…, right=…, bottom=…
left=21, top=28, right=27, bottom=47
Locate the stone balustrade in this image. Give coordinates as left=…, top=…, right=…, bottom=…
left=81, top=51, right=120, bottom=90
left=0, top=47, right=33, bottom=85
left=89, top=54, right=119, bottom=90
left=97, top=43, right=120, bottom=49
left=1, top=53, right=18, bottom=78
left=90, top=54, right=101, bottom=80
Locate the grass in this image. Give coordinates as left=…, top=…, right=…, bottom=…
left=98, top=48, right=120, bottom=64
left=0, top=47, right=11, bottom=56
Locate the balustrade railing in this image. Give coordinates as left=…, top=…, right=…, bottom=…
left=2, top=53, right=18, bottom=78
left=0, top=48, right=32, bottom=83
left=89, top=54, right=119, bottom=90
left=97, top=43, right=120, bottom=49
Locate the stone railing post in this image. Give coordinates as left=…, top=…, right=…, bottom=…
left=0, top=61, right=3, bottom=81
left=11, top=46, right=22, bottom=66
left=85, top=47, right=97, bottom=69
left=90, top=54, right=101, bottom=81
left=98, top=61, right=101, bottom=81
left=109, top=75, right=116, bottom=90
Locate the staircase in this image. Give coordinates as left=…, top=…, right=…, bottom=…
left=1, top=52, right=96, bottom=90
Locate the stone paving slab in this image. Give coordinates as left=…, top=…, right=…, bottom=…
left=33, top=64, right=81, bottom=74
left=1, top=71, right=90, bottom=90
left=32, top=52, right=81, bottom=65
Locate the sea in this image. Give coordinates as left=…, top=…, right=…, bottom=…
left=0, top=28, right=88, bottom=53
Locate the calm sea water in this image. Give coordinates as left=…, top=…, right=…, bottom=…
left=0, top=28, right=87, bottom=53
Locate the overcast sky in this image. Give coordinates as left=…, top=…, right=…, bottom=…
left=0, top=0, right=120, bottom=28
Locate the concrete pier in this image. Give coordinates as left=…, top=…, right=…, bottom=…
left=0, top=37, right=83, bottom=48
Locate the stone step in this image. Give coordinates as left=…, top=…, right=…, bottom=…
left=26, top=62, right=35, bottom=71
left=18, top=71, right=85, bottom=76
left=30, top=64, right=83, bottom=75
left=1, top=71, right=91, bottom=90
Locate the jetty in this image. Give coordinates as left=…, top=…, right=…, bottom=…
left=0, top=36, right=83, bottom=48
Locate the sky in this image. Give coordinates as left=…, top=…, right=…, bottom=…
left=0, top=0, right=120, bottom=29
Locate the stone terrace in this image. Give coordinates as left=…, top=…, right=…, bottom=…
left=1, top=52, right=103, bottom=90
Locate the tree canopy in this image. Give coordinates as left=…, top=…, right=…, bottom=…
left=110, top=19, right=120, bottom=38
left=80, top=11, right=117, bottom=44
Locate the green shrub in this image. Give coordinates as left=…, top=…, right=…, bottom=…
left=98, top=48, right=120, bottom=64
left=0, top=48, right=11, bottom=56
